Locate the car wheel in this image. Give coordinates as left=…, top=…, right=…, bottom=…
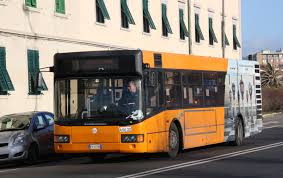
left=167, top=123, right=180, bottom=158
left=88, top=154, right=107, bottom=162
left=232, top=119, right=244, bottom=146
left=26, top=144, right=39, bottom=165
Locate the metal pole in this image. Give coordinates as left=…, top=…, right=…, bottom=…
left=222, top=0, right=225, bottom=58
left=188, top=0, right=192, bottom=54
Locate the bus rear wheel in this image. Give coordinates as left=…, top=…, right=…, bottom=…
left=232, top=119, right=244, bottom=146
left=167, top=123, right=180, bottom=158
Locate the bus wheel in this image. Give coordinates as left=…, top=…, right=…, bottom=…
left=167, top=123, right=180, bottom=158
left=88, top=154, right=107, bottom=162
left=232, top=119, right=244, bottom=146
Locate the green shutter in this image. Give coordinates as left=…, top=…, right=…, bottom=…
left=27, top=50, right=47, bottom=95
left=30, top=0, right=37, bottom=7
left=25, top=0, right=32, bottom=7
left=143, top=0, right=156, bottom=30
left=224, top=33, right=230, bottom=46
left=179, top=9, right=189, bottom=37
left=209, top=18, right=218, bottom=43
left=233, top=25, right=241, bottom=48
left=195, top=14, right=204, bottom=40
left=97, top=0, right=110, bottom=20
left=162, top=4, right=172, bottom=34
left=121, top=0, right=135, bottom=25
left=0, top=47, right=14, bottom=92
left=56, top=0, right=65, bottom=14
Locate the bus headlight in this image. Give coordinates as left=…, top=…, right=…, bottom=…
left=55, top=135, right=70, bottom=143
left=121, top=134, right=144, bottom=143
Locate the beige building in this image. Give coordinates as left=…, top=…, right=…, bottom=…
left=0, top=0, right=242, bottom=116
left=252, top=50, right=283, bottom=72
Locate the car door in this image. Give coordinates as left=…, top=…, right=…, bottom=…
left=42, top=113, right=55, bottom=154
left=32, top=113, right=49, bottom=155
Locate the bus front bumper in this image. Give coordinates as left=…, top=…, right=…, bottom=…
left=54, top=142, right=148, bottom=154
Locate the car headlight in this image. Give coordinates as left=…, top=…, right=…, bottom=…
left=13, top=133, right=26, bottom=145
left=55, top=135, right=70, bottom=143
left=121, top=134, right=144, bottom=143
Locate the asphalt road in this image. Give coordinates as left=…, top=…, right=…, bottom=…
left=1, top=113, right=283, bottom=178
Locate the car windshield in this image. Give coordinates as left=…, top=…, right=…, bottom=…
left=0, top=115, right=31, bottom=132
left=55, top=78, right=143, bottom=124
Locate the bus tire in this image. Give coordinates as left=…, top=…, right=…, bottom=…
left=167, top=123, right=180, bottom=158
left=232, top=118, right=244, bottom=146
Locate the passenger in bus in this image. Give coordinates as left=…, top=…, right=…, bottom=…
left=118, top=81, right=139, bottom=115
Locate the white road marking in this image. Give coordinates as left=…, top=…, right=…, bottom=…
left=119, top=142, right=283, bottom=178
left=263, top=121, right=280, bottom=125
left=264, top=125, right=283, bottom=129
left=0, top=169, right=18, bottom=174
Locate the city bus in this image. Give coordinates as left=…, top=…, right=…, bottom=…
left=52, top=50, right=263, bottom=158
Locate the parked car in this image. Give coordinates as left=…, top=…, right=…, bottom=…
left=0, top=111, right=54, bottom=164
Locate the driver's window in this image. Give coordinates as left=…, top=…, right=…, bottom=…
left=34, top=115, right=47, bottom=128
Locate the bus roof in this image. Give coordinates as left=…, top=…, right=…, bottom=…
left=142, top=51, right=228, bottom=72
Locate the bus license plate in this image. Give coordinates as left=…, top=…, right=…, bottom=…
left=89, top=144, right=102, bottom=150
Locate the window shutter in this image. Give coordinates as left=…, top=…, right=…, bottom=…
left=61, top=0, right=65, bottom=13
left=224, top=33, right=230, bottom=46
left=31, top=0, right=37, bottom=7
left=25, top=0, right=32, bottom=7
left=162, top=4, right=172, bottom=34
left=179, top=9, right=189, bottom=37
left=0, top=48, right=14, bottom=92
left=143, top=0, right=156, bottom=30
left=209, top=18, right=218, bottom=43
left=195, top=14, right=204, bottom=40
left=97, top=0, right=110, bottom=20
left=121, top=0, right=135, bottom=25
left=233, top=25, right=241, bottom=48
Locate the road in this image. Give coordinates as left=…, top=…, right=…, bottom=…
left=1, top=113, right=283, bottom=178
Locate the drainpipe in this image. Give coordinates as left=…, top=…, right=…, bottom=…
left=188, top=0, right=192, bottom=54
left=222, top=0, right=225, bottom=58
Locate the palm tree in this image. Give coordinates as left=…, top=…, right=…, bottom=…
left=261, top=63, right=282, bottom=88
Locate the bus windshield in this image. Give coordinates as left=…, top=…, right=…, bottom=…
left=55, top=78, right=143, bottom=125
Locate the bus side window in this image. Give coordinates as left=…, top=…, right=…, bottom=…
left=183, top=71, right=203, bottom=107
left=203, top=72, right=218, bottom=106
left=145, top=71, right=159, bottom=116
left=164, top=72, right=181, bottom=108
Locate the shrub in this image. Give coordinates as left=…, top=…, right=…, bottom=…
left=262, top=88, right=283, bottom=113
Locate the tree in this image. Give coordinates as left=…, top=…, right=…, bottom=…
left=261, top=63, right=282, bottom=88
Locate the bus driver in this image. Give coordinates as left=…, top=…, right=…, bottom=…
left=118, top=81, right=139, bottom=116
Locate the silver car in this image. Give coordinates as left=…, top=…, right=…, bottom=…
left=0, top=112, right=54, bottom=164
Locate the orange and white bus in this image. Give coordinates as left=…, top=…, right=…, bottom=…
left=53, top=50, right=263, bottom=158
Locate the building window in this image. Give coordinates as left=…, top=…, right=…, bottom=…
left=121, top=0, right=135, bottom=29
left=96, top=0, right=110, bottom=23
left=195, top=14, right=204, bottom=43
left=0, top=47, right=14, bottom=95
left=55, top=0, right=65, bottom=14
left=143, top=0, right=156, bottom=33
left=161, top=3, right=172, bottom=37
left=25, top=0, right=37, bottom=8
left=179, top=9, right=189, bottom=40
left=233, top=24, right=241, bottom=50
left=208, top=17, right=218, bottom=45
left=27, top=50, right=48, bottom=95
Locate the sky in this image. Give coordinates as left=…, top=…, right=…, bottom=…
left=242, top=0, right=283, bottom=56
